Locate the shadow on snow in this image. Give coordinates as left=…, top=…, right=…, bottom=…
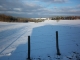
left=0, top=24, right=80, bottom=60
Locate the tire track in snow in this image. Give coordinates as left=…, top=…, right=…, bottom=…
left=0, top=26, right=28, bottom=46
left=0, top=25, right=30, bottom=55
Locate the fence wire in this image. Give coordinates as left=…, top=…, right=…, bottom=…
left=0, top=32, right=80, bottom=60
left=11, top=33, right=80, bottom=53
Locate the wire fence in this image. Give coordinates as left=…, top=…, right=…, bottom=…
left=27, top=31, right=80, bottom=59
left=6, top=33, right=80, bottom=53
left=0, top=31, right=80, bottom=60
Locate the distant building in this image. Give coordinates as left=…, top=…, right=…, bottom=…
left=31, top=18, right=51, bottom=20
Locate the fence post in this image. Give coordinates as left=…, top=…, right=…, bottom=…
left=56, top=31, right=61, bottom=55
left=27, top=36, right=31, bottom=60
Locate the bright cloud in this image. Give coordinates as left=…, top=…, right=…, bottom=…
left=13, top=8, right=22, bottom=11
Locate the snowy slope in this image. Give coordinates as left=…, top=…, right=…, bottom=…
left=0, top=20, right=80, bottom=60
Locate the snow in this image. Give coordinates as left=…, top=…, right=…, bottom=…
left=0, top=20, right=80, bottom=60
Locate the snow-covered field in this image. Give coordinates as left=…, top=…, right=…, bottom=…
left=0, top=20, right=80, bottom=60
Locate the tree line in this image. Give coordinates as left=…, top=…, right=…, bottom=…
left=0, top=14, right=80, bottom=22
left=0, top=14, right=45, bottom=22
left=51, top=16, right=80, bottom=20
left=0, top=14, right=18, bottom=22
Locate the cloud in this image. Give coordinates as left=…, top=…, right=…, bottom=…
left=0, top=0, right=80, bottom=18
left=0, top=5, right=7, bottom=11
left=77, top=4, right=80, bottom=8
left=13, top=8, right=22, bottom=11
left=37, top=0, right=68, bottom=3
left=0, top=5, right=3, bottom=8
left=0, top=0, right=42, bottom=11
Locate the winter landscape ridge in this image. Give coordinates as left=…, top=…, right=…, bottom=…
left=0, top=20, right=80, bottom=60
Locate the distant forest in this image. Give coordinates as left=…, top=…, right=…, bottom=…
left=51, top=16, right=80, bottom=20
left=0, top=14, right=80, bottom=22
left=0, top=14, right=38, bottom=22
left=0, top=14, right=44, bottom=22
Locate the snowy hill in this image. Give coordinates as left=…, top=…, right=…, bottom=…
left=0, top=20, right=80, bottom=60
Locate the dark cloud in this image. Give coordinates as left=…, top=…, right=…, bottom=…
left=27, top=0, right=68, bottom=3
left=0, top=0, right=42, bottom=12
left=0, top=0, right=80, bottom=18
left=40, top=0, right=67, bottom=3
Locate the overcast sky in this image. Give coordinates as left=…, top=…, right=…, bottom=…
left=0, top=0, right=80, bottom=18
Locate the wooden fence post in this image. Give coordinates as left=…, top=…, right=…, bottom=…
left=27, top=36, right=31, bottom=60
left=56, top=31, right=61, bottom=55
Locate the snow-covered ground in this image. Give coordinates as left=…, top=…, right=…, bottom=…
left=0, top=20, right=80, bottom=60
